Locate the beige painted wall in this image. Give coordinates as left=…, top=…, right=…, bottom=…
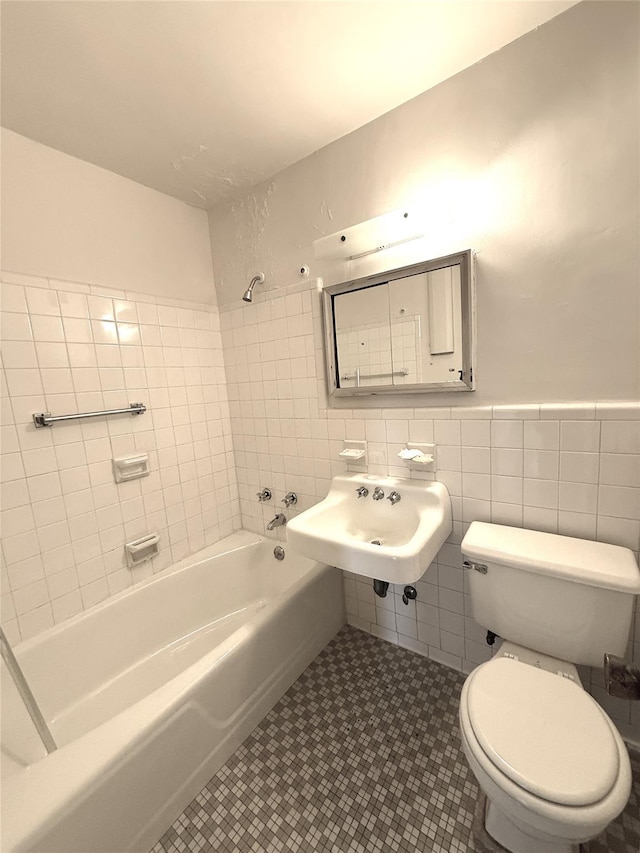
left=1, top=130, right=216, bottom=304
left=208, top=1, right=639, bottom=405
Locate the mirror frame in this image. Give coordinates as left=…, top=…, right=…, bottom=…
left=322, top=249, right=474, bottom=398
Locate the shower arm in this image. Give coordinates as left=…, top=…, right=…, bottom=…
left=0, top=625, right=57, bottom=754
left=242, top=272, right=265, bottom=302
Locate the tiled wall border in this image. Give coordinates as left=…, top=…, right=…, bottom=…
left=0, top=270, right=219, bottom=313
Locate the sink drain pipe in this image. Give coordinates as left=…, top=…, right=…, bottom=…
left=373, top=579, right=390, bottom=598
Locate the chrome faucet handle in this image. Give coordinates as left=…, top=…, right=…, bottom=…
left=283, top=492, right=297, bottom=507
left=386, top=491, right=401, bottom=505
left=355, top=486, right=369, bottom=498
left=256, top=488, right=272, bottom=502
left=372, top=487, right=385, bottom=501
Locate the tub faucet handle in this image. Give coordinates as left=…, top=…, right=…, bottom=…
left=283, top=492, right=297, bottom=507
left=256, top=488, right=272, bottom=502
left=372, top=487, right=385, bottom=501
left=355, top=486, right=369, bottom=498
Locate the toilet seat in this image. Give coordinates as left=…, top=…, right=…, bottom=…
left=464, top=657, right=619, bottom=807
left=459, top=678, right=632, bottom=846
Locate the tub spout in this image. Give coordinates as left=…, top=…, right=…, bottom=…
left=266, top=513, right=287, bottom=530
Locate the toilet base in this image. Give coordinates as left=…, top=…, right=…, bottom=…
left=473, top=793, right=582, bottom=853
left=472, top=792, right=509, bottom=853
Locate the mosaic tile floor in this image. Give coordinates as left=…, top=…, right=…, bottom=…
left=151, top=626, right=640, bottom=853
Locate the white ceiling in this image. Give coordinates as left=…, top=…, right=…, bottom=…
left=1, top=1, right=578, bottom=210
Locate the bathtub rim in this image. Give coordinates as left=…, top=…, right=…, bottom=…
left=10, top=529, right=267, bottom=657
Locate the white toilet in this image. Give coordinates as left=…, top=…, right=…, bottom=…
left=458, top=522, right=640, bottom=853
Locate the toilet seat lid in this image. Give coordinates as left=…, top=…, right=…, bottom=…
left=466, top=658, right=619, bottom=806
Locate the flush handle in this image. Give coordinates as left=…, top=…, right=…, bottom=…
left=463, top=560, right=488, bottom=574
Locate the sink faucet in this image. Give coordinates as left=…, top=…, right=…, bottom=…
left=266, top=513, right=287, bottom=530
left=386, top=491, right=401, bottom=505
left=372, top=487, right=385, bottom=501
left=355, top=486, right=369, bottom=498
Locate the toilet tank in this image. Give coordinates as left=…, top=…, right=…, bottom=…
left=461, top=523, right=640, bottom=668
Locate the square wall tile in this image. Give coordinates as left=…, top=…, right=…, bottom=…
left=601, top=421, right=640, bottom=454
left=524, top=421, right=559, bottom=450
left=461, top=420, right=490, bottom=447
left=560, top=421, right=600, bottom=452
left=559, top=451, right=599, bottom=484
left=491, top=421, right=523, bottom=448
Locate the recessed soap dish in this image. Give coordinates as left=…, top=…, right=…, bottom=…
left=125, top=532, right=160, bottom=568
left=113, top=453, right=149, bottom=483
left=339, top=448, right=366, bottom=460
left=398, top=443, right=436, bottom=470
left=339, top=440, right=367, bottom=464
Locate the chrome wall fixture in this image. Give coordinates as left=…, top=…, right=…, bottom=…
left=33, top=402, right=147, bottom=428
left=340, top=368, right=409, bottom=386
left=242, top=272, right=265, bottom=303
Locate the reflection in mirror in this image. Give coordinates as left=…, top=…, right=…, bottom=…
left=333, top=283, right=393, bottom=388
left=323, top=250, right=473, bottom=398
left=389, top=264, right=463, bottom=386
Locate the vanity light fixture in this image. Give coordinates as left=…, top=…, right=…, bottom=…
left=313, top=206, right=425, bottom=262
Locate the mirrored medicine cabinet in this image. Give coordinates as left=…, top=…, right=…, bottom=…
left=322, top=250, right=475, bottom=398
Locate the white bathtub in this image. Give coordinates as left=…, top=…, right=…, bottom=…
left=1, top=531, right=344, bottom=853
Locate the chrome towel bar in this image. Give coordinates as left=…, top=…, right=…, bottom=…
left=33, top=402, right=147, bottom=428
left=340, top=367, right=409, bottom=388
left=340, top=368, right=408, bottom=382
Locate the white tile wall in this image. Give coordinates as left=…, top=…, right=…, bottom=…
left=220, top=277, right=640, bottom=739
left=1, top=272, right=240, bottom=643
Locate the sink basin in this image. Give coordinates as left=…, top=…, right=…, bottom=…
left=286, top=474, right=452, bottom=584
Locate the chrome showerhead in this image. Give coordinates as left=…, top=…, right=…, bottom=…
left=243, top=273, right=265, bottom=303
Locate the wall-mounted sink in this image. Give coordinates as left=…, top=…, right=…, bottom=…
left=286, top=474, right=452, bottom=584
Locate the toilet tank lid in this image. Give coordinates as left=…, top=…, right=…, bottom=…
left=462, top=523, right=640, bottom=594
